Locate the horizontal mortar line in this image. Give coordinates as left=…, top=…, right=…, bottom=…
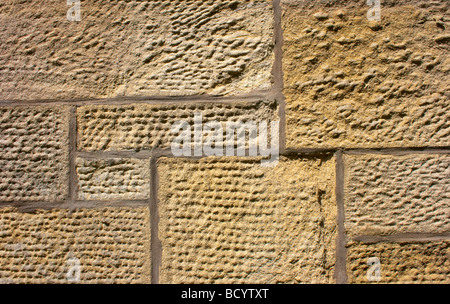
left=152, top=151, right=335, bottom=161
left=78, top=148, right=275, bottom=159
left=344, top=146, right=450, bottom=155
left=0, top=201, right=65, bottom=206
left=154, top=148, right=276, bottom=159
left=0, top=90, right=274, bottom=106
left=285, top=148, right=337, bottom=154
left=76, top=146, right=450, bottom=160
left=73, top=200, right=150, bottom=208
left=351, top=232, right=450, bottom=243
left=280, top=147, right=450, bottom=156
left=0, top=200, right=150, bottom=212
left=77, top=150, right=259, bottom=160
left=77, top=150, right=153, bottom=159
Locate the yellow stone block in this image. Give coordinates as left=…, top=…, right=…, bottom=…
left=0, top=207, right=151, bottom=283
left=347, top=241, right=450, bottom=283
left=282, top=2, right=449, bottom=148
left=0, top=0, right=273, bottom=100
left=0, top=106, right=69, bottom=202
left=158, top=156, right=336, bottom=283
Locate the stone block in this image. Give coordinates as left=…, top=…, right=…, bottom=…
left=344, top=154, right=450, bottom=236
left=0, top=0, right=273, bottom=100
left=0, top=207, right=150, bottom=283
left=282, top=1, right=450, bottom=148
left=77, top=100, right=278, bottom=152
left=158, top=156, right=336, bottom=283
left=0, top=106, right=69, bottom=202
left=347, top=241, right=450, bottom=283
left=76, top=158, right=150, bottom=201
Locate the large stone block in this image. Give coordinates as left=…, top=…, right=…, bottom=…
left=282, top=0, right=450, bottom=148
left=344, top=154, right=450, bottom=237
left=158, top=156, right=336, bottom=283
left=76, top=158, right=150, bottom=201
left=0, top=207, right=150, bottom=284
left=77, top=100, right=278, bottom=151
left=0, top=106, right=69, bottom=202
left=0, top=0, right=273, bottom=100
left=347, top=241, right=449, bottom=283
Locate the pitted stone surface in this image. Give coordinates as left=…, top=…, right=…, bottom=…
left=76, top=158, right=150, bottom=201
left=0, top=0, right=448, bottom=285
left=158, top=156, right=336, bottom=283
left=0, top=0, right=273, bottom=100
left=0, top=207, right=150, bottom=284
left=77, top=100, right=278, bottom=151
left=0, top=106, right=69, bottom=202
left=344, top=154, right=450, bottom=236
left=347, top=241, right=450, bottom=284
left=283, top=0, right=450, bottom=148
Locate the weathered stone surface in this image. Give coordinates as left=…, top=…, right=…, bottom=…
left=76, top=158, right=150, bottom=201
left=0, top=106, right=69, bottom=202
left=77, top=100, right=278, bottom=151
left=0, top=207, right=150, bottom=284
left=347, top=241, right=450, bottom=284
left=158, top=156, right=336, bottom=283
left=282, top=0, right=450, bottom=148
left=344, top=154, right=450, bottom=236
left=0, top=0, right=273, bottom=100
left=0, top=0, right=448, bottom=286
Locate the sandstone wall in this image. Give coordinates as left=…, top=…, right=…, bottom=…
left=0, top=0, right=448, bottom=284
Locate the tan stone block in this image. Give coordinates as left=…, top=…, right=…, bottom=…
left=282, top=1, right=450, bottom=148
left=0, top=0, right=273, bottom=100
left=158, top=156, right=336, bottom=283
left=0, top=106, right=69, bottom=202
left=347, top=241, right=450, bottom=284
left=344, top=154, right=450, bottom=236
left=77, top=100, right=278, bottom=151
left=76, top=158, right=150, bottom=201
left=0, top=207, right=150, bottom=284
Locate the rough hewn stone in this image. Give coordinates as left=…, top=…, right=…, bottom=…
left=77, top=100, right=278, bottom=151
left=158, top=156, right=336, bottom=283
left=282, top=0, right=450, bottom=148
left=347, top=241, right=450, bottom=283
left=0, top=0, right=273, bottom=100
left=0, top=0, right=448, bottom=286
left=0, top=106, right=69, bottom=202
left=344, top=154, right=450, bottom=237
left=0, top=207, right=150, bottom=284
left=76, top=158, right=150, bottom=201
